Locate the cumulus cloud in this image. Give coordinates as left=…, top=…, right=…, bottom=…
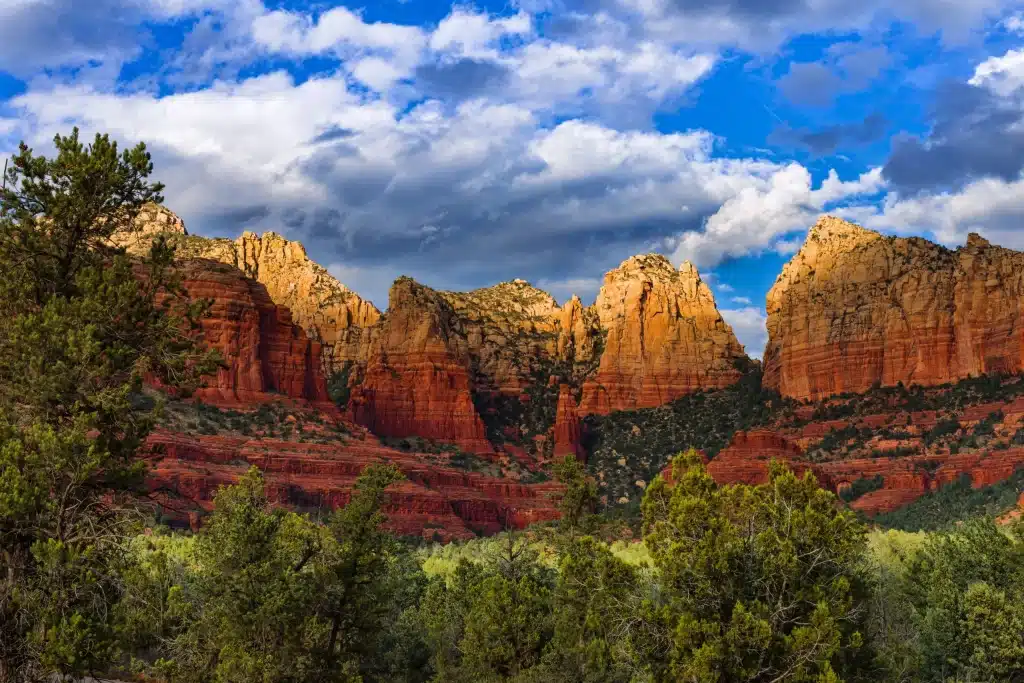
left=564, top=0, right=1011, bottom=51
left=719, top=306, right=768, bottom=359
left=5, top=0, right=1006, bottom=308
left=0, top=0, right=231, bottom=75
left=884, top=54, right=1024, bottom=193
left=666, top=166, right=886, bottom=268
left=845, top=174, right=1024, bottom=249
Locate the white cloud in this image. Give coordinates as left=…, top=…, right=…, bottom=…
left=969, top=48, right=1024, bottom=96
left=845, top=174, right=1024, bottom=249
left=716, top=283, right=734, bottom=292
left=667, top=166, right=886, bottom=268
left=719, top=306, right=768, bottom=360
left=730, top=295, right=752, bottom=305
left=430, top=9, right=532, bottom=59
left=1002, top=14, right=1024, bottom=33
left=251, top=6, right=426, bottom=56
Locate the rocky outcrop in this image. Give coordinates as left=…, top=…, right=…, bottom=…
left=146, top=423, right=562, bottom=540
left=553, top=385, right=583, bottom=458
left=347, top=277, right=605, bottom=454
left=123, top=207, right=750, bottom=453
left=122, top=204, right=380, bottom=373
left=348, top=278, right=493, bottom=453
left=175, top=259, right=329, bottom=406
left=765, top=216, right=1024, bottom=401
left=579, top=256, right=748, bottom=414
left=706, top=430, right=821, bottom=487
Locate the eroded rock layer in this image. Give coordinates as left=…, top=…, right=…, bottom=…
left=348, top=278, right=493, bottom=453
left=146, top=419, right=562, bottom=540
left=765, top=216, right=1024, bottom=401
left=175, top=259, right=329, bottom=406
left=123, top=204, right=381, bottom=373
left=122, top=207, right=749, bottom=456
left=579, top=256, right=748, bottom=414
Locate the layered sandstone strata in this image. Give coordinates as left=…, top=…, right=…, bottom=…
left=122, top=207, right=750, bottom=451
left=347, top=277, right=604, bottom=453
left=706, top=430, right=821, bottom=487
left=579, top=256, right=748, bottom=414
left=174, top=259, right=329, bottom=406
left=765, top=216, right=1024, bottom=401
left=121, top=204, right=380, bottom=372
left=348, top=277, right=493, bottom=453
left=146, top=425, right=562, bottom=539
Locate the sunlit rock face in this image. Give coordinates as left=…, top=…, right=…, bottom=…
left=579, top=255, right=748, bottom=415
left=765, top=216, right=1024, bottom=401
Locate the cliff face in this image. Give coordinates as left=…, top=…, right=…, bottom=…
left=578, top=256, right=748, bottom=414
left=123, top=204, right=381, bottom=373
left=174, top=259, right=329, bottom=406
left=764, top=216, right=1024, bottom=401
left=348, top=277, right=493, bottom=453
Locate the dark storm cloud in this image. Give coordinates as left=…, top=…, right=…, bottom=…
left=310, top=126, right=356, bottom=144
left=778, top=45, right=892, bottom=107
left=413, top=58, right=511, bottom=99
left=209, top=204, right=272, bottom=230
left=883, top=82, right=1024, bottom=193
left=772, top=112, right=888, bottom=154
left=664, top=0, right=807, bottom=18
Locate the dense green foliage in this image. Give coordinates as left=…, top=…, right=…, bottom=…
left=582, top=367, right=784, bottom=506
left=117, top=464, right=418, bottom=683
left=867, top=520, right=1024, bottom=681
left=0, top=130, right=217, bottom=681
left=327, top=360, right=355, bottom=408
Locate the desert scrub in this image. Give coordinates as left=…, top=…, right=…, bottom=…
left=840, top=475, right=885, bottom=503
left=583, top=367, right=779, bottom=510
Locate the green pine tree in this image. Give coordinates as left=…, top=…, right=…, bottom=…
left=0, top=129, right=218, bottom=682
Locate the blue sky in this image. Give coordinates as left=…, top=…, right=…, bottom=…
left=3, top=0, right=1024, bottom=357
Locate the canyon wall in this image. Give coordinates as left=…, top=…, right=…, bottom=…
left=174, top=259, right=329, bottom=406
left=764, top=216, right=1024, bottom=401
left=122, top=204, right=381, bottom=373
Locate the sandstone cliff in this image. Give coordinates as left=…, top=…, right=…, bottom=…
left=765, top=216, right=1024, bottom=401
left=348, top=277, right=493, bottom=453
left=122, top=206, right=749, bottom=453
left=122, top=204, right=381, bottom=373
left=173, top=259, right=329, bottom=406
left=578, top=255, right=748, bottom=414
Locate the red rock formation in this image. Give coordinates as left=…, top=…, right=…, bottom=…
left=706, top=430, right=822, bottom=486
left=176, top=259, right=329, bottom=406
left=119, top=204, right=381, bottom=373
left=146, top=423, right=562, bottom=539
left=579, top=256, right=747, bottom=415
left=553, top=385, right=583, bottom=458
left=348, top=278, right=492, bottom=453
left=765, top=217, right=1024, bottom=401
